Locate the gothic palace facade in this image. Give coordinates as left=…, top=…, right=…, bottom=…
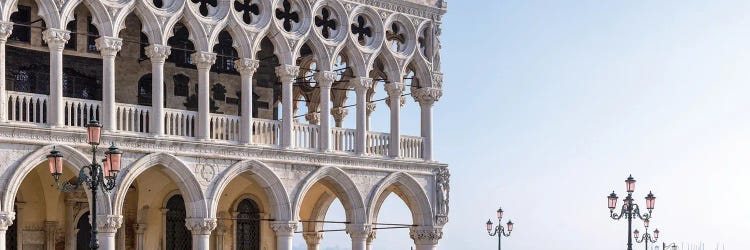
left=0, top=0, right=447, bottom=249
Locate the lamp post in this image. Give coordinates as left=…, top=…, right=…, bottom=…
left=661, top=243, right=678, bottom=250
left=607, top=175, right=656, bottom=250
left=47, top=120, right=122, bottom=250
left=634, top=219, right=659, bottom=250
left=486, top=207, right=513, bottom=250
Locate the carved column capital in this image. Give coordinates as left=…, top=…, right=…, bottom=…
left=0, top=211, right=15, bottom=230
left=134, top=223, right=147, bottom=233
left=145, top=44, right=171, bottom=62
left=346, top=224, right=372, bottom=239
left=431, top=72, right=444, bottom=89
left=366, top=103, right=376, bottom=116
left=95, top=36, right=123, bottom=57
left=385, top=83, right=406, bottom=108
left=42, top=28, right=70, bottom=51
left=367, top=230, right=377, bottom=243
left=410, top=227, right=443, bottom=245
left=96, top=215, right=123, bottom=233
left=235, top=58, right=260, bottom=75
left=331, top=107, right=348, bottom=123
left=186, top=217, right=217, bottom=235
left=0, top=21, right=13, bottom=42
left=302, top=232, right=323, bottom=245
left=275, top=65, right=300, bottom=84
left=270, top=221, right=297, bottom=237
left=351, top=77, right=373, bottom=94
left=412, top=87, right=443, bottom=106
left=191, top=52, right=217, bottom=69
left=315, top=71, right=338, bottom=88
left=305, top=113, right=321, bottom=125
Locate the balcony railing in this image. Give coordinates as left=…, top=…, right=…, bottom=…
left=4, top=91, right=425, bottom=159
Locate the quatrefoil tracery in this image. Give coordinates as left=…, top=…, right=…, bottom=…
left=191, top=0, right=217, bottom=16
left=234, top=0, right=260, bottom=24
left=314, top=8, right=337, bottom=39
left=275, top=0, right=299, bottom=32
left=351, top=15, right=372, bottom=46
left=387, top=22, right=406, bottom=52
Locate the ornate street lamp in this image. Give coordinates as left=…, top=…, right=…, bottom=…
left=486, top=207, right=513, bottom=250
left=634, top=219, right=659, bottom=250
left=47, top=120, right=122, bottom=250
left=607, top=175, right=656, bottom=250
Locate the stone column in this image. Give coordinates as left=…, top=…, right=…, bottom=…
left=366, top=231, right=376, bottom=250
left=275, top=65, right=300, bottom=148
left=302, top=232, right=322, bottom=250
left=186, top=218, right=217, bottom=250
left=315, top=71, right=336, bottom=152
left=96, top=215, right=122, bottom=250
left=134, top=223, right=146, bottom=250
left=0, top=211, right=15, bottom=250
left=271, top=221, right=297, bottom=250
left=385, top=83, right=405, bottom=158
left=191, top=52, right=216, bottom=140
left=410, top=227, right=443, bottom=250
left=351, top=78, right=373, bottom=155
left=44, top=221, right=58, bottom=250
left=331, top=107, right=347, bottom=128
left=236, top=58, right=259, bottom=144
left=95, top=36, right=122, bottom=131
left=42, top=29, right=70, bottom=128
left=145, top=44, right=171, bottom=136
left=0, top=21, right=12, bottom=123
left=412, top=87, right=442, bottom=161
left=366, top=103, right=376, bottom=131
left=214, top=221, right=227, bottom=250
left=346, top=224, right=371, bottom=250
left=64, top=200, right=76, bottom=250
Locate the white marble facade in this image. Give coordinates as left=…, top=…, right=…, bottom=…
left=0, top=0, right=448, bottom=249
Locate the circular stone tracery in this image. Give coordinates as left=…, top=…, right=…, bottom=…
left=234, top=0, right=261, bottom=25
left=190, top=0, right=218, bottom=16
left=314, top=7, right=338, bottom=39
left=275, top=0, right=303, bottom=32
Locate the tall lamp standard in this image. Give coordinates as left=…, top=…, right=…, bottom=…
left=607, top=175, right=656, bottom=250
left=634, top=219, right=659, bottom=250
left=486, top=207, right=513, bottom=250
left=47, top=120, right=123, bottom=250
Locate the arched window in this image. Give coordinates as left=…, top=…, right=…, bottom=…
left=212, top=31, right=238, bottom=74
left=236, top=198, right=261, bottom=250
left=138, top=74, right=152, bottom=106
left=9, top=6, right=31, bottom=43
left=165, top=195, right=191, bottom=250
left=76, top=211, right=91, bottom=250
left=65, top=20, right=77, bottom=51
left=168, top=23, right=195, bottom=68
left=173, top=74, right=190, bottom=97
left=86, top=16, right=99, bottom=52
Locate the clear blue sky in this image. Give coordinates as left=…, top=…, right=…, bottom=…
left=297, top=0, right=750, bottom=249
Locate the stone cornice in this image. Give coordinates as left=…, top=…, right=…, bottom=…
left=344, top=0, right=447, bottom=21
left=0, top=124, right=446, bottom=175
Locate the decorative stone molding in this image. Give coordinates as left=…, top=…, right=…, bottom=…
left=0, top=211, right=15, bottom=230
left=42, top=28, right=71, bottom=51
left=409, top=226, right=443, bottom=245
left=346, top=0, right=446, bottom=20
left=96, top=215, right=123, bottom=233
left=275, top=65, right=301, bottom=83
left=0, top=21, right=13, bottom=42
left=235, top=58, right=260, bottom=75
left=191, top=52, right=217, bottom=69
left=315, top=71, right=338, bottom=88
left=270, top=221, right=297, bottom=236
left=145, top=44, right=171, bottom=62
left=185, top=218, right=217, bottom=235
left=346, top=224, right=373, bottom=238
left=431, top=72, right=444, bottom=88
left=412, top=87, right=442, bottom=106
left=95, top=36, right=123, bottom=57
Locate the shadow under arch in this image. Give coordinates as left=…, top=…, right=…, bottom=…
left=367, top=172, right=434, bottom=227
left=112, top=152, right=207, bottom=218
left=207, top=159, right=292, bottom=221
left=1, top=144, right=110, bottom=215
left=292, top=166, right=366, bottom=224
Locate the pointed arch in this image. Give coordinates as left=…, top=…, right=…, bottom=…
left=134, top=0, right=185, bottom=45
left=292, top=166, right=366, bottom=224
left=112, top=153, right=206, bottom=218
left=367, top=172, right=434, bottom=226
left=82, top=0, right=136, bottom=37
left=1, top=144, right=109, bottom=215
left=207, top=160, right=292, bottom=221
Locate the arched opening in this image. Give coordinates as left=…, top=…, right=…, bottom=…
left=214, top=171, right=276, bottom=249
left=255, top=37, right=280, bottom=121
left=369, top=192, right=415, bottom=248
left=165, top=194, right=191, bottom=250
left=235, top=198, right=261, bottom=250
